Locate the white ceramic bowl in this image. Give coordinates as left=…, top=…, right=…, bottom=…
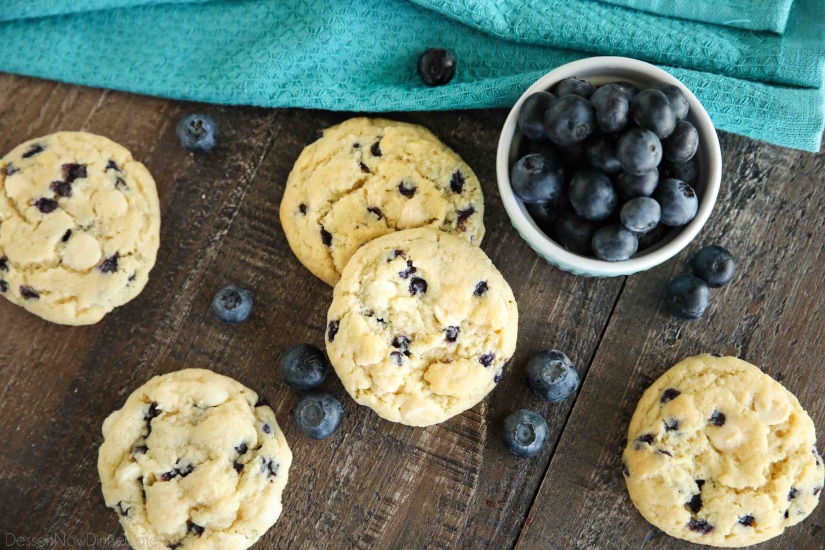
left=496, top=56, right=722, bottom=277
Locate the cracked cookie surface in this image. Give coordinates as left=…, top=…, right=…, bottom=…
left=98, top=368, right=292, bottom=550
left=280, top=117, right=484, bottom=286
left=623, top=354, right=824, bottom=547
left=326, top=228, right=517, bottom=426
left=0, top=132, right=160, bottom=324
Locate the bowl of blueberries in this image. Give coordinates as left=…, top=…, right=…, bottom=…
left=496, top=56, right=722, bottom=277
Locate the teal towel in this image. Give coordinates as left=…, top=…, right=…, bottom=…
left=0, top=0, right=822, bottom=152
left=596, top=0, right=794, bottom=33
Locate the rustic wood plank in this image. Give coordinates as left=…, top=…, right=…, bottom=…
left=516, top=134, right=825, bottom=549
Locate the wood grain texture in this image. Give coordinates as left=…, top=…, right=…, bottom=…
left=1, top=72, right=824, bottom=550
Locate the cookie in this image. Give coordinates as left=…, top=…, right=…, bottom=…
left=280, top=117, right=484, bottom=286
left=326, top=227, right=518, bottom=426
left=0, top=132, right=160, bottom=325
left=623, top=354, right=824, bottom=547
left=98, top=368, right=292, bottom=550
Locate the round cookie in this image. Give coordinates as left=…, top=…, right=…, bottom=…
left=622, top=354, right=824, bottom=547
left=280, top=117, right=484, bottom=286
left=98, top=368, right=292, bottom=550
left=326, top=227, right=518, bottom=426
left=0, top=132, right=160, bottom=325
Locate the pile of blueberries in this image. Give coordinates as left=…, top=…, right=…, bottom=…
left=511, top=76, right=702, bottom=261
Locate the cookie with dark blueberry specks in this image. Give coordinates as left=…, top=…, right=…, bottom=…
left=623, top=354, right=824, bottom=547
left=98, top=368, right=292, bottom=550
left=326, top=228, right=517, bottom=426
left=0, top=132, right=160, bottom=324
left=280, top=117, right=485, bottom=286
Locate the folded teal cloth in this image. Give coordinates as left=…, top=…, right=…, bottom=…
left=0, top=0, right=822, bottom=152
left=596, top=0, right=794, bottom=33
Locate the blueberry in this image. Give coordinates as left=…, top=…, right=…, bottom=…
left=663, top=120, right=699, bottom=163
left=585, top=135, right=622, bottom=175
left=654, top=83, right=690, bottom=121
left=526, top=199, right=565, bottom=232
left=553, top=210, right=597, bottom=255
left=615, top=169, right=659, bottom=199
left=417, top=48, right=456, bottom=87
left=616, top=128, right=662, bottom=175
left=590, top=83, right=631, bottom=134
left=691, top=245, right=736, bottom=287
left=632, top=89, right=676, bottom=139
left=665, top=275, right=710, bottom=320
left=660, top=157, right=699, bottom=186
left=518, top=92, right=555, bottom=140
left=568, top=169, right=617, bottom=221
left=612, top=81, right=639, bottom=101
left=177, top=114, right=218, bottom=154
left=592, top=226, right=638, bottom=261
left=211, top=285, right=253, bottom=323
left=620, top=197, right=661, bottom=233
left=544, top=95, right=597, bottom=146
left=553, top=77, right=596, bottom=99
left=502, top=409, right=549, bottom=458
left=654, top=178, right=698, bottom=226
left=292, top=392, right=343, bottom=439
left=510, top=153, right=565, bottom=204
left=525, top=349, right=580, bottom=402
left=280, top=343, right=330, bottom=390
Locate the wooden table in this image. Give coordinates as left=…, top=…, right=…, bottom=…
left=1, top=72, right=823, bottom=550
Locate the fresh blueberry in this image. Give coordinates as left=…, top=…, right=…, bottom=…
left=418, top=48, right=456, bottom=87
left=510, top=153, right=565, bottom=204
left=666, top=275, right=710, bottom=320
left=620, top=197, right=661, bottom=233
left=663, top=120, right=699, bottom=163
left=177, top=114, right=218, bottom=154
left=585, top=135, right=622, bottom=175
left=568, top=168, right=617, bottom=221
left=544, top=95, right=597, bottom=146
left=654, top=83, right=690, bottom=121
left=292, top=392, right=343, bottom=439
left=526, top=199, right=565, bottom=232
left=654, top=178, right=698, bottom=226
left=212, top=285, right=253, bottom=323
left=518, top=92, right=555, bottom=140
left=525, top=349, right=580, bottom=402
left=280, top=343, right=330, bottom=390
left=590, top=83, right=631, bottom=134
left=615, top=169, right=659, bottom=199
left=616, top=128, right=662, bottom=175
left=553, top=210, right=597, bottom=255
left=553, top=77, right=596, bottom=99
left=691, top=245, right=736, bottom=287
left=660, top=157, right=699, bottom=186
left=632, top=89, right=677, bottom=138
left=502, top=409, right=549, bottom=458
left=592, top=226, right=638, bottom=261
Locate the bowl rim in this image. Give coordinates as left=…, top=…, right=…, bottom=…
left=496, top=56, right=722, bottom=277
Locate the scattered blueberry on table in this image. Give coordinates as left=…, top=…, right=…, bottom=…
left=417, top=48, right=456, bottom=87
left=177, top=114, right=218, bottom=154
left=525, top=349, right=580, bottom=403
left=512, top=77, right=702, bottom=261
left=691, top=245, right=736, bottom=287
left=280, top=343, right=330, bottom=390
left=293, top=392, right=343, bottom=439
left=665, top=274, right=710, bottom=320
left=211, top=285, right=253, bottom=323
left=502, top=409, right=549, bottom=458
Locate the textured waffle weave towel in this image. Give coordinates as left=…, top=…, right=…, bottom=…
left=0, top=0, right=822, bottom=152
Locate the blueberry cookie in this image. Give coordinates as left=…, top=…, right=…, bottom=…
left=98, top=368, right=292, bottom=550
left=326, top=228, right=517, bottom=426
left=623, top=355, right=824, bottom=547
left=0, top=132, right=160, bottom=325
left=280, top=117, right=484, bottom=286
